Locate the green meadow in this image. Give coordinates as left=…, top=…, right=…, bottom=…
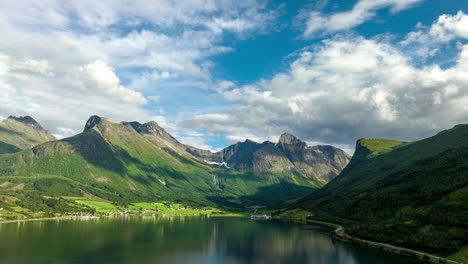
left=75, top=200, right=120, bottom=212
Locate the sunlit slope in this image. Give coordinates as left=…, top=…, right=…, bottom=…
left=0, top=116, right=319, bottom=206
left=0, top=116, right=56, bottom=151
left=297, top=125, right=468, bottom=257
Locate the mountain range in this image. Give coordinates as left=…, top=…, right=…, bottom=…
left=0, top=115, right=350, bottom=207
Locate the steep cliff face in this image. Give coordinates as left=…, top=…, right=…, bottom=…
left=187, top=132, right=351, bottom=184
left=0, top=116, right=56, bottom=152
left=277, top=133, right=350, bottom=181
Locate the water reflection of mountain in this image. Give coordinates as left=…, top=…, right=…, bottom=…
left=0, top=217, right=418, bottom=264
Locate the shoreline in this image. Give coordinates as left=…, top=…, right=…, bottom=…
left=0, top=213, right=245, bottom=225
left=0, top=215, right=100, bottom=224
left=306, top=219, right=463, bottom=264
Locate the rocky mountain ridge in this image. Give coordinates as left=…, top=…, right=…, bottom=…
left=0, top=115, right=345, bottom=206
left=0, top=115, right=56, bottom=152
left=187, top=132, right=351, bottom=182
left=84, top=115, right=351, bottom=183
left=0, top=114, right=350, bottom=187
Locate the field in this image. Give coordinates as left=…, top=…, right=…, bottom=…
left=127, top=202, right=188, bottom=211
left=75, top=200, right=120, bottom=212
left=128, top=202, right=167, bottom=210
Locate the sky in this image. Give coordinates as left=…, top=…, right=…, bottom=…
left=1, top=0, right=468, bottom=153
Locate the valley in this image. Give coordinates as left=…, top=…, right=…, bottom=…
left=0, top=115, right=466, bottom=263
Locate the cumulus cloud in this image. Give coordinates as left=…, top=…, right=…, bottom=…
left=182, top=35, right=468, bottom=150
left=403, top=11, right=468, bottom=47
left=79, top=60, right=147, bottom=104
left=303, top=0, right=423, bottom=38
left=0, top=0, right=275, bottom=137
left=397, top=11, right=468, bottom=65
left=178, top=136, right=220, bottom=152
left=430, top=11, right=468, bottom=41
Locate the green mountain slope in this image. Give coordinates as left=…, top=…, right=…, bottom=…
left=0, top=116, right=323, bottom=210
left=295, top=125, right=468, bottom=259
left=0, top=116, right=56, bottom=152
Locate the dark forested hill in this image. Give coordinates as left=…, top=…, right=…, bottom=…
left=294, top=125, right=468, bottom=260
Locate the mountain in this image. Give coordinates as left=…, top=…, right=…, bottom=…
left=186, top=133, right=350, bottom=184
left=294, top=125, right=468, bottom=260
left=0, top=115, right=349, bottom=209
left=0, top=116, right=56, bottom=153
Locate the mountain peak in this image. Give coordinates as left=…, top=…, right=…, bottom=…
left=8, top=115, right=43, bottom=129
left=243, top=138, right=257, bottom=144
left=278, top=132, right=305, bottom=146
left=84, top=115, right=103, bottom=131
left=128, top=120, right=167, bottom=137
left=141, top=121, right=164, bottom=134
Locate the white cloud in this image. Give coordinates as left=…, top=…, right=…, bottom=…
left=0, top=54, right=10, bottom=75
left=216, top=80, right=236, bottom=91
left=54, top=127, right=78, bottom=139
left=0, top=0, right=275, bottom=138
left=79, top=60, right=147, bottom=104
left=148, top=96, right=160, bottom=103
left=303, top=0, right=423, bottom=38
left=178, top=136, right=218, bottom=152
left=430, top=11, right=468, bottom=41
left=403, top=11, right=468, bottom=47
left=182, top=36, right=468, bottom=150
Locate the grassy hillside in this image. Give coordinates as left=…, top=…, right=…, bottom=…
left=295, top=125, right=468, bottom=261
left=0, top=117, right=320, bottom=215
left=0, top=116, right=56, bottom=150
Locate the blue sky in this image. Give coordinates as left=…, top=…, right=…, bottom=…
left=1, top=0, right=468, bottom=153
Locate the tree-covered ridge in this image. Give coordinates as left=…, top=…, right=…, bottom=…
left=295, top=124, right=468, bottom=261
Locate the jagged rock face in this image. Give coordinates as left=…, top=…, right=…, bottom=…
left=277, top=133, right=307, bottom=161
left=187, top=131, right=351, bottom=183
left=240, top=143, right=294, bottom=173
left=222, top=140, right=264, bottom=167
left=0, top=116, right=56, bottom=150
left=84, top=115, right=102, bottom=131
left=129, top=121, right=168, bottom=137
left=8, top=116, right=42, bottom=128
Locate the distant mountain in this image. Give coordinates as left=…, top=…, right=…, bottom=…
left=0, top=116, right=56, bottom=153
left=0, top=115, right=349, bottom=208
left=294, top=125, right=468, bottom=259
left=186, top=133, right=350, bottom=184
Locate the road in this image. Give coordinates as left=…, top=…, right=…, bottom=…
left=307, top=220, right=464, bottom=264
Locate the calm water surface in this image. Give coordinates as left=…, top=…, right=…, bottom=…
left=0, top=216, right=422, bottom=264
